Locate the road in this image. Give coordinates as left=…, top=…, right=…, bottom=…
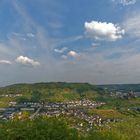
left=29, top=105, right=42, bottom=119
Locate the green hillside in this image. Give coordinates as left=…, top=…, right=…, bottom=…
left=0, top=82, right=105, bottom=103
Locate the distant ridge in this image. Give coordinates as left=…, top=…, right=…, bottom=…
left=97, top=84, right=140, bottom=92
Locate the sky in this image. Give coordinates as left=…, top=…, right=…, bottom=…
left=0, top=0, right=140, bottom=86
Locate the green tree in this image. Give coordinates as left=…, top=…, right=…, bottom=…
left=31, top=91, right=42, bottom=102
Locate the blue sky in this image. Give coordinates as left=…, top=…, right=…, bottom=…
left=0, top=0, right=140, bottom=85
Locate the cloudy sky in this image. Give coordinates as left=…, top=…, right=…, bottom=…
left=0, top=0, right=140, bottom=86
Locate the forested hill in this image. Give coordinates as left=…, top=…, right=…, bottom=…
left=0, top=82, right=105, bottom=102
left=2, top=82, right=140, bottom=102
left=0, top=82, right=101, bottom=93
left=1, top=82, right=140, bottom=98
left=97, top=84, right=140, bottom=92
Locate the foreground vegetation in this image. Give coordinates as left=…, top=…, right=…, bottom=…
left=0, top=117, right=139, bottom=140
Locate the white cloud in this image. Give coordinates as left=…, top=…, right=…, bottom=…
left=112, top=0, right=136, bottom=6
left=91, top=43, right=100, bottom=47
left=123, top=12, right=140, bottom=38
left=54, top=47, right=67, bottom=53
left=85, top=20, right=125, bottom=41
left=68, top=51, right=79, bottom=58
left=61, top=55, right=68, bottom=59
left=27, top=33, right=35, bottom=38
left=15, top=56, right=40, bottom=66
left=0, top=60, right=12, bottom=65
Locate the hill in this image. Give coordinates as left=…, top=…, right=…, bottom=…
left=0, top=82, right=105, bottom=104
left=97, top=84, right=140, bottom=92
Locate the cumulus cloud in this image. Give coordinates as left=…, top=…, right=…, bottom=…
left=112, top=0, right=136, bottom=6
left=68, top=51, right=79, bottom=58
left=0, top=60, right=12, bottom=65
left=85, top=20, right=125, bottom=41
left=15, top=56, right=40, bottom=66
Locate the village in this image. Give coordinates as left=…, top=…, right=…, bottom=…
left=0, top=99, right=111, bottom=128
left=110, top=91, right=139, bottom=99
left=0, top=91, right=139, bottom=130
